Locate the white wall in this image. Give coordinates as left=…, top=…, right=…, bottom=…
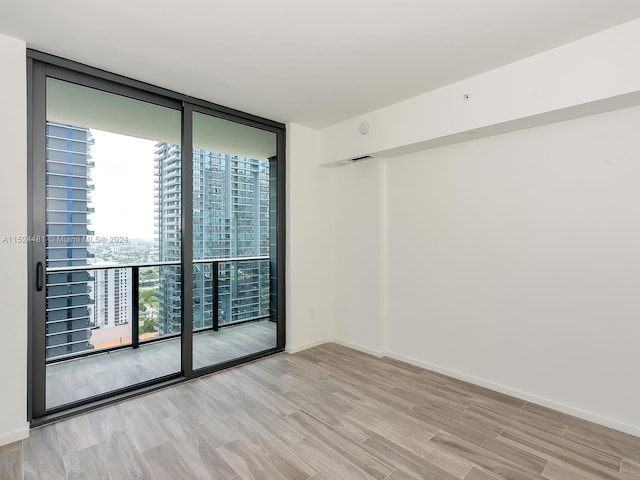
left=285, top=123, right=336, bottom=352
left=323, top=102, right=640, bottom=436
left=0, top=33, right=29, bottom=445
left=312, top=15, right=640, bottom=437
left=331, top=159, right=385, bottom=356
left=384, top=105, right=640, bottom=435
left=286, top=127, right=386, bottom=357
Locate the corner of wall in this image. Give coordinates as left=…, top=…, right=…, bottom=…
left=323, top=155, right=385, bottom=354
left=286, top=123, right=337, bottom=353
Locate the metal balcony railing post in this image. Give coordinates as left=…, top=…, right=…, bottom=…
left=132, top=266, right=139, bottom=348
left=212, top=261, right=219, bottom=332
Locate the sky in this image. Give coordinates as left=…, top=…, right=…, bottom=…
left=89, top=130, right=156, bottom=240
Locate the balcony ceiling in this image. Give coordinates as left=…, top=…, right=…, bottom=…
left=1, top=0, right=640, bottom=128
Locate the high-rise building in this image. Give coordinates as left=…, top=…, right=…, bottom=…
left=154, top=145, right=270, bottom=335
left=92, top=263, right=132, bottom=329
left=45, top=122, right=95, bottom=359
left=154, top=143, right=182, bottom=335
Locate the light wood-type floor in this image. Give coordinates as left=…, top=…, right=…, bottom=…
left=46, top=320, right=277, bottom=408
left=0, top=441, right=22, bottom=480
left=24, top=343, right=640, bottom=480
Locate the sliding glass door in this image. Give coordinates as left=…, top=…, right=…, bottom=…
left=190, top=110, right=278, bottom=371
left=29, top=55, right=285, bottom=422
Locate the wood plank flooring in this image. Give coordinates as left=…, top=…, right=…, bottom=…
left=46, top=320, right=276, bottom=408
left=24, top=343, right=640, bottom=479
left=0, top=440, right=23, bottom=480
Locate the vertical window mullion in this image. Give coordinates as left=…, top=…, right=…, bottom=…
left=180, top=103, right=194, bottom=377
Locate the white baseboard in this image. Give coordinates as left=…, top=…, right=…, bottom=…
left=330, top=338, right=385, bottom=358
left=385, top=350, right=640, bottom=439
left=0, top=423, right=29, bottom=447
left=285, top=338, right=331, bottom=354
left=285, top=337, right=384, bottom=357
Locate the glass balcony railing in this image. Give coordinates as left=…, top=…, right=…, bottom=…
left=44, top=256, right=270, bottom=363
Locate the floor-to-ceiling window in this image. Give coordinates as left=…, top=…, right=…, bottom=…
left=190, top=111, right=278, bottom=371
left=28, top=52, right=285, bottom=423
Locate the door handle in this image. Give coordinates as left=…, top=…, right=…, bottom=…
left=36, top=261, right=43, bottom=291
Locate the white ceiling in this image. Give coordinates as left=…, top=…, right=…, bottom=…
left=1, top=0, right=640, bottom=128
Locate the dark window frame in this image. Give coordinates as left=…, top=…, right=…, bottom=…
left=27, top=50, right=286, bottom=426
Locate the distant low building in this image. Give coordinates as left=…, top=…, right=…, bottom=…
left=91, top=262, right=132, bottom=330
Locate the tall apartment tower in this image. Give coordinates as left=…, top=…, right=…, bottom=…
left=92, top=263, right=132, bottom=329
left=153, top=143, right=182, bottom=334
left=45, top=122, right=95, bottom=359
left=154, top=145, right=270, bottom=335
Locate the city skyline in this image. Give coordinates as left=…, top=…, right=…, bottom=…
left=45, top=119, right=273, bottom=359
left=155, top=143, right=271, bottom=336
